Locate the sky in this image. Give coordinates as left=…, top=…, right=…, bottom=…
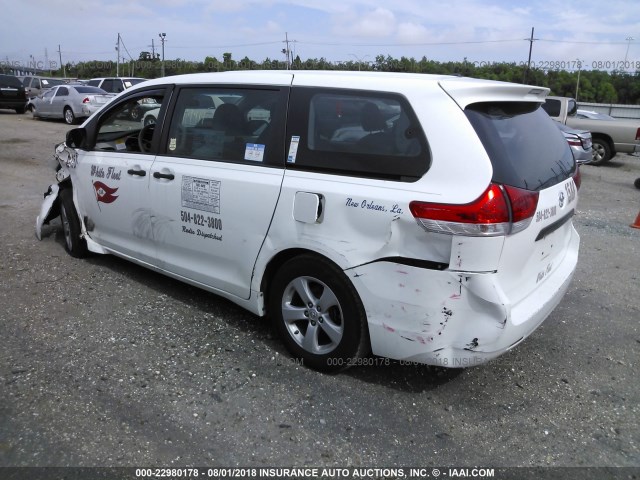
left=2, top=0, right=640, bottom=73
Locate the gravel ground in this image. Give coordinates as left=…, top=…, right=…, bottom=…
left=0, top=110, right=638, bottom=473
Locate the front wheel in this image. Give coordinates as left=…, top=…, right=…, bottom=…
left=59, top=188, right=88, bottom=258
left=269, top=255, right=369, bottom=372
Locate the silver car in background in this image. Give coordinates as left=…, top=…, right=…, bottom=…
left=556, top=122, right=592, bottom=165
left=27, top=85, right=114, bottom=124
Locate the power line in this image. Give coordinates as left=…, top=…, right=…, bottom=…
left=298, top=39, right=524, bottom=47
left=537, top=38, right=637, bottom=45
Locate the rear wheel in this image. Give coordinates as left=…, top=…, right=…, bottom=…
left=269, top=255, right=369, bottom=372
left=59, top=188, right=88, bottom=258
left=15, top=106, right=25, bottom=114
left=590, top=137, right=612, bottom=165
left=64, top=107, right=76, bottom=125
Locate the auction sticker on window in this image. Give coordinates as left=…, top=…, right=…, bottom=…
left=181, top=176, right=221, bottom=214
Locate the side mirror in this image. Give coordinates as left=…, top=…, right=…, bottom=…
left=66, top=128, right=87, bottom=149
left=567, top=99, right=578, bottom=117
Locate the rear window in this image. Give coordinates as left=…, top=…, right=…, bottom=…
left=74, top=86, right=107, bottom=94
left=465, top=102, right=575, bottom=191
left=0, top=74, right=23, bottom=88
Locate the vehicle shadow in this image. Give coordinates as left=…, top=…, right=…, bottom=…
left=43, top=223, right=467, bottom=392
left=344, top=360, right=465, bottom=392
left=585, top=159, right=625, bottom=168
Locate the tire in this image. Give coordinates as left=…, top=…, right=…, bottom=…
left=144, top=115, right=156, bottom=127
left=634, top=178, right=640, bottom=189
left=130, top=106, right=142, bottom=121
left=269, top=255, right=369, bottom=372
left=59, top=188, right=88, bottom=258
left=64, top=107, right=76, bottom=125
left=15, top=106, right=25, bottom=114
left=590, top=137, right=612, bottom=165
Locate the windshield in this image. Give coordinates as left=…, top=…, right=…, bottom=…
left=42, top=78, right=65, bottom=87
left=465, top=102, right=575, bottom=191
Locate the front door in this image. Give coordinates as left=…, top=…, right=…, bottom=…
left=72, top=88, right=171, bottom=266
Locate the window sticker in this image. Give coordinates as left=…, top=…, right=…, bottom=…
left=115, top=139, right=126, bottom=150
left=169, top=138, right=177, bottom=151
left=244, top=143, right=265, bottom=162
left=287, top=135, right=300, bottom=163
left=181, top=176, right=221, bottom=214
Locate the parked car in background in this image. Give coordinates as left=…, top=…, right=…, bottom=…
left=87, top=77, right=145, bottom=94
left=22, top=76, right=66, bottom=98
left=556, top=122, right=592, bottom=164
left=27, top=85, right=114, bottom=124
left=0, top=73, right=27, bottom=113
left=36, top=71, right=581, bottom=372
left=129, top=97, right=162, bottom=121
left=543, top=96, right=640, bottom=165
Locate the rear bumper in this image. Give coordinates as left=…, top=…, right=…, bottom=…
left=0, top=99, right=27, bottom=110
left=348, top=226, right=579, bottom=367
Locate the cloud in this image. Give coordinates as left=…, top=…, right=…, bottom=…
left=396, top=22, right=430, bottom=44
left=333, top=7, right=397, bottom=38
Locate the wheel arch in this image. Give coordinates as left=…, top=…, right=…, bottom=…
left=591, top=132, right=615, bottom=154
left=258, top=248, right=351, bottom=316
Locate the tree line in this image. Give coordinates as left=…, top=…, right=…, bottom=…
left=57, top=53, right=640, bottom=104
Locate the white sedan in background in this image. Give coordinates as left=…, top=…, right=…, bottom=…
left=27, top=85, right=114, bottom=124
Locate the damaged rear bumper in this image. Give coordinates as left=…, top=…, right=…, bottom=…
left=348, top=232, right=579, bottom=367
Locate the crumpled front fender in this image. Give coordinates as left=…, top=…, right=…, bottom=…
left=35, top=184, right=60, bottom=240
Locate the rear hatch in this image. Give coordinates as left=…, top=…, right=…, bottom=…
left=0, top=74, right=26, bottom=103
left=463, top=101, right=579, bottom=304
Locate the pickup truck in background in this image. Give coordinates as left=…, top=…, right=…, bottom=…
left=542, top=96, right=640, bottom=165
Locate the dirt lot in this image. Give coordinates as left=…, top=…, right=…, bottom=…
left=0, top=109, right=639, bottom=474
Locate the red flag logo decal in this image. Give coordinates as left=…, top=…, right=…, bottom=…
left=93, top=181, right=119, bottom=204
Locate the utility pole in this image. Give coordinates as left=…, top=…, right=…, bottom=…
left=159, top=33, right=167, bottom=76
left=45, top=48, right=51, bottom=75
left=116, top=33, right=121, bottom=77
left=148, top=39, right=156, bottom=60
left=283, top=32, right=291, bottom=69
left=57, top=44, right=65, bottom=78
left=575, top=59, right=582, bottom=102
left=523, top=27, right=538, bottom=84
left=625, top=36, right=634, bottom=71
left=281, top=32, right=297, bottom=69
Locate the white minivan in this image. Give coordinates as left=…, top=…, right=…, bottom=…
left=36, top=71, right=580, bottom=371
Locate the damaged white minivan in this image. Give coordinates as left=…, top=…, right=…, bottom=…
left=36, top=71, right=580, bottom=371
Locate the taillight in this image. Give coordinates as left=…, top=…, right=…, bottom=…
left=82, top=97, right=90, bottom=103
left=573, top=167, right=581, bottom=190
left=409, top=183, right=539, bottom=237
left=566, top=138, right=581, bottom=147
left=635, top=128, right=640, bottom=141
left=504, top=185, right=539, bottom=233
